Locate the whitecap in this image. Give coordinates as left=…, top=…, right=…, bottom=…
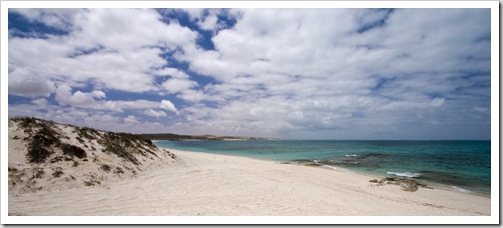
left=386, top=171, right=421, bottom=178
left=344, top=154, right=358, bottom=157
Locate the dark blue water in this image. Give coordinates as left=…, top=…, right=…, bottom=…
left=155, top=140, right=491, bottom=195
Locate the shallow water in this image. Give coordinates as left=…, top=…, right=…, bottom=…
left=155, top=140, right=491, bottom=195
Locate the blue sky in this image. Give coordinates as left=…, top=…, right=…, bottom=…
left=7, top=8, right=491, bottom=140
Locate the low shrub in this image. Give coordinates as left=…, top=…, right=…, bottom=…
left=61, top=143, right=86, bottom=159
left=27, top=141, right=52, bottom=163
left=52, top=167, right=64, bottom=178
left=23, top=119, right=60, bottom=163
left=31, top=168, right=45, bottom=179
left=83, top=180, right=101, bottom=186
left=76, top=137, right=85, bottom=144
left=114, top=167, right=124, bottom=175
left=100, top=132, right=140, bottom=165
left=99, top=164, right=111, bottom=172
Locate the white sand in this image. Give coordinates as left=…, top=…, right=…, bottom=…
left=7, top=121, right=178, bottom=195
left=9, top=148, right=490, bottom=216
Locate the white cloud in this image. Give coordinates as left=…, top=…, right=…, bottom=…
left=9, top=8, right=199, bottom=94
left=430, top=97, right=446, bottom=108
left=143, top=109, right=167, bottom=118
left=155, top=67, right=189, bottom=78
left=160, top=100, right=178, bottom=113
left=173, top=9, right=490, bottom=138
left=31, top=98, right=49, bottom=106
left=183, top=8, right=205, bottom=21
left=91, top=90, right=106, bottom=99
left=101, top=100, right=162, bottom=112
left=124, top=115, right=140, bottom=124
left=8, top=8, right=491, bottom=139
left=8, top=68, right=56, bottom=97
left=162, top=78, right=198, bottom=94
left=55, top=84, right=97, bottom=107
left=73, top=8, right=197, bottom=52
left=10, top=8, right=79, bottom=31
left=198, top=14, right=219, bottom=31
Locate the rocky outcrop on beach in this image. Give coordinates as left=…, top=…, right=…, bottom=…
left=369, top=177, right=433, bottom=192
left=8, top=117, right=178, bottom=195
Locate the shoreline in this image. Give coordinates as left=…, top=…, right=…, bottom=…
left=173, top=148, right=492, bottom=198
left=166, top=148, right=492, bottom=215
left=158, top=145, right=491, bottom=198
left=9, top=147, right=491, bottom=216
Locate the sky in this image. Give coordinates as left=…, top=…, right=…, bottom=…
left=7, top=8, right=492, bottom=140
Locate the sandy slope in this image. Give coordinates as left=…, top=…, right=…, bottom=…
left=8, top=148, right=490, bottom=216
left=7, top=118, right=177, bottom=196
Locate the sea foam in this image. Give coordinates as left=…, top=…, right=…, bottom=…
left=451, top=186, right=472, bottom=193
left=386, top=171, right=421, bottom=178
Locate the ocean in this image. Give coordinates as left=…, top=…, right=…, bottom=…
left=154, top=140, right=491, bottom=195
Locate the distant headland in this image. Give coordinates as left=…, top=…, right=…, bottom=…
left=138, top=133, right=283, bottom=141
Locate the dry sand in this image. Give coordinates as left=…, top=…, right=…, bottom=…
left=9, top=148, right=490, bottom=217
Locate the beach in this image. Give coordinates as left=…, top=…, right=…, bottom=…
left=8, top=148, right=491, bottom=217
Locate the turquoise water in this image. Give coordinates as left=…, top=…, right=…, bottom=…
left=155, top=140, right=491, bottom=195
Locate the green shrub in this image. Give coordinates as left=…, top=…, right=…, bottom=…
left=83, top=179, right=101, bottom=186
left=52, top=167, right=64, bottom=178
left=22, top=118, right=61, bottom=163
left=99, top=164, right=111, bottom=172
left=100, top=132, right=141, bottom=165
left=76, top=137, right=85, bottom=144
left=13, top=117, right=37, bottom=129
left=31, top=168, right=45, bottom=179
left=114, top=167, right=124, bottom=175
left=61, top=143, right=86, bottom=159
left=75, top=126, right=99, bottom=140
left=28, top=139, right=53, bottom=163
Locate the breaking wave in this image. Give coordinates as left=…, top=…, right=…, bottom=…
left=386, top=171, right=422, bottom=178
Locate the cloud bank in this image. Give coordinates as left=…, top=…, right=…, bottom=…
left=8, top=8, right=491, bottom=139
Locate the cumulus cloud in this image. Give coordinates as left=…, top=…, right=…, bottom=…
left=198, top=14, right=220, bottom=31
left=8, top=8, right=491, bottom=139
left=31, top=98, right=49, bottom=106
left=8, top=8, right=199, bottom=94
left=181, top=8, right=228, bottom=33
left=143, top=109, right=167, bottom=118
left=173, top=8, right=490, bottom=138
left=155, top=67, right=190, bottom=78
left=55, top=84, right=98, bottom=107
left=124, top=115, right=140, bottom=124
left=10, top=8, right=79, bottom=31
left=101, top=100, right=164, bottom=112
left=162, top=78, right=198, bottom=94
left=91, top=90, right=106, bottom=99
left=160, top=100, right=178, bottom=113
left=8, top=68, right=56, bottom=97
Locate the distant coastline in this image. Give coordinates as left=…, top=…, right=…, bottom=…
left=138, top=133, right=283, bottom=141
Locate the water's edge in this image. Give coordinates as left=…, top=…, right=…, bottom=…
left=156, top=140, right=491, bottom=198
